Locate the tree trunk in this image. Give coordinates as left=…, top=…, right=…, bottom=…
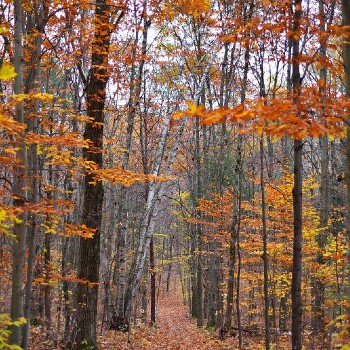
left=190, top=227, right=198, bottom=318
left=22, top=8, right=43, bottom=345
left=224, top=219, right=236, bottom=332
left=74, top=2, right=123, bottom=348
left=260, top=137, right=270, bottom=350
left=311, top=1, right=332, bottom=343
left=342, top=0, right=350, bottom=322
left=44, top=214, right=52, bottom=336
left=291, top=1, right=303, bottom=349
left=150, top=236, right=156, bottom=324
left=166, top=236, right=173, bottom=292
left=10, top=0, right=27, bottom=345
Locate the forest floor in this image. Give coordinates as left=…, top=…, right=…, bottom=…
left=29, top=289, right=295, bottom=350
left=98, top=291, right=241, bottom=350
left=99, top=292, right=237, bottom=350
left=96, top=290, right=294, bottom=350
left=29, top=289, right=263, bottom=349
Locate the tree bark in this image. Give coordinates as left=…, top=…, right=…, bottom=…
left=21, top=4, right=44, bottom=345
left=74, top=2, right=123, bottom=348
left=260, top=137, right=270, bottom=350
left=224, top=218, right=236, bottom=332
left=342, top=0, right=350, bottom=323
left=9, top=0, right=27, bottom=345
left=150, top=236, right=156, bottom=324
left=291, top=1, right=303, bottom=349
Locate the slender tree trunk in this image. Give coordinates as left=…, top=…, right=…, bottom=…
left=166, top=236, right=173, bottom=292
left=311, top=1, right=330, bottom=343
left=194, top=117, right=204, bottom=328
left=150, top=236, right=156, bottom=324
left=235, top=192, right=242, bottom=350
left=190, top=227, right=198, bottom=318
left=292, top=140, right=303, bottom=350
left=196, top=238, right=204, bottom=327
left=44, top=211, right=52, bottom=336
left=342, top=0, right=350, bottom=322
left=44, top=164, right=53, bottom=337
left=22, top=21, right=42, bottom=348
left=10, top=0, right=27, bottom=345
left=62, top=236, right=71, bottom=338
left=260, top=137, right=270, bottom=350
left=291, top=1, right=303, bottom=349
left=224, top=218, right=236, bottom=332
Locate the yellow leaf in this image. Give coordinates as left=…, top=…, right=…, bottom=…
left=0, top=64, right=17, bottom=81
left=186, top=101, right=204, bottom=116
left=172, top=111, right=185, bottom=119
left=12, top=94, right=27, bottom=101
left=32, top=93, right=55, bottom=101
left=0, top=208, right=6, bottom=222
left=0, top=27, right=9, bottom=35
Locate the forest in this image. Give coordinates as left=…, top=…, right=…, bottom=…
left=1, top=0, right=350, bottom=349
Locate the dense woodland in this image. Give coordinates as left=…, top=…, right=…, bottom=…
left=1, top=0, right=350, bottom=349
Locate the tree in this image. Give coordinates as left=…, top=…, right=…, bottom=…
left=74, top=2, right=124, bottom=349
left=291, top=0, right=303, bottom=349
left=343, top=0, right=350, bottom=331
left=2, top=0, right=350, bottom=349
left=9, top=0, right=27, bottom=346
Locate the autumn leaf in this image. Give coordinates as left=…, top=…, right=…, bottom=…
left=0, top=27, right=9, bottom=35
left=0, top=64, right=17, bottom=80
left=318, top=78, right=325, bottom=88
left=186, top=101, right=205, bottom=116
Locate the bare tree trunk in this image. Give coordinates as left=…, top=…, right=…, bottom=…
left=311, top=1, right=332, bottom=343
left=224, top=219, right=236, bottom=332
left=150, top=236, right=156, bottom=324
left=190, top=226, right=198, bottom=318
left=291, top=2, right=303, bottom=349
left=194, top=117, right=204, bottom=328
left=342, top=0, right=350, bottom=322
left=166, top=236, right=173, bottom=292
left=22, top=9, right=43, bottom=345
left=44, top=231, right=52, bottom=335
left=10, top=0, right=27, bottom=345
left=235, top=189, right=242, bottom=350
left=260, top=137, right=270, bottom=350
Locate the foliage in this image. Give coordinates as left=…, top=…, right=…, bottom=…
left=1, top=0, right=350, bottom=348
left=0, top=314, right=26, bottom=350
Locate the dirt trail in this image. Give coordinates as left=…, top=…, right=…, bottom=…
left=144, top=293, right=226, bottom=350
left=99, top=292, right=236, bottom=350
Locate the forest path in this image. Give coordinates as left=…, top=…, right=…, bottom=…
left=99, top=289, right=238, bottom=350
